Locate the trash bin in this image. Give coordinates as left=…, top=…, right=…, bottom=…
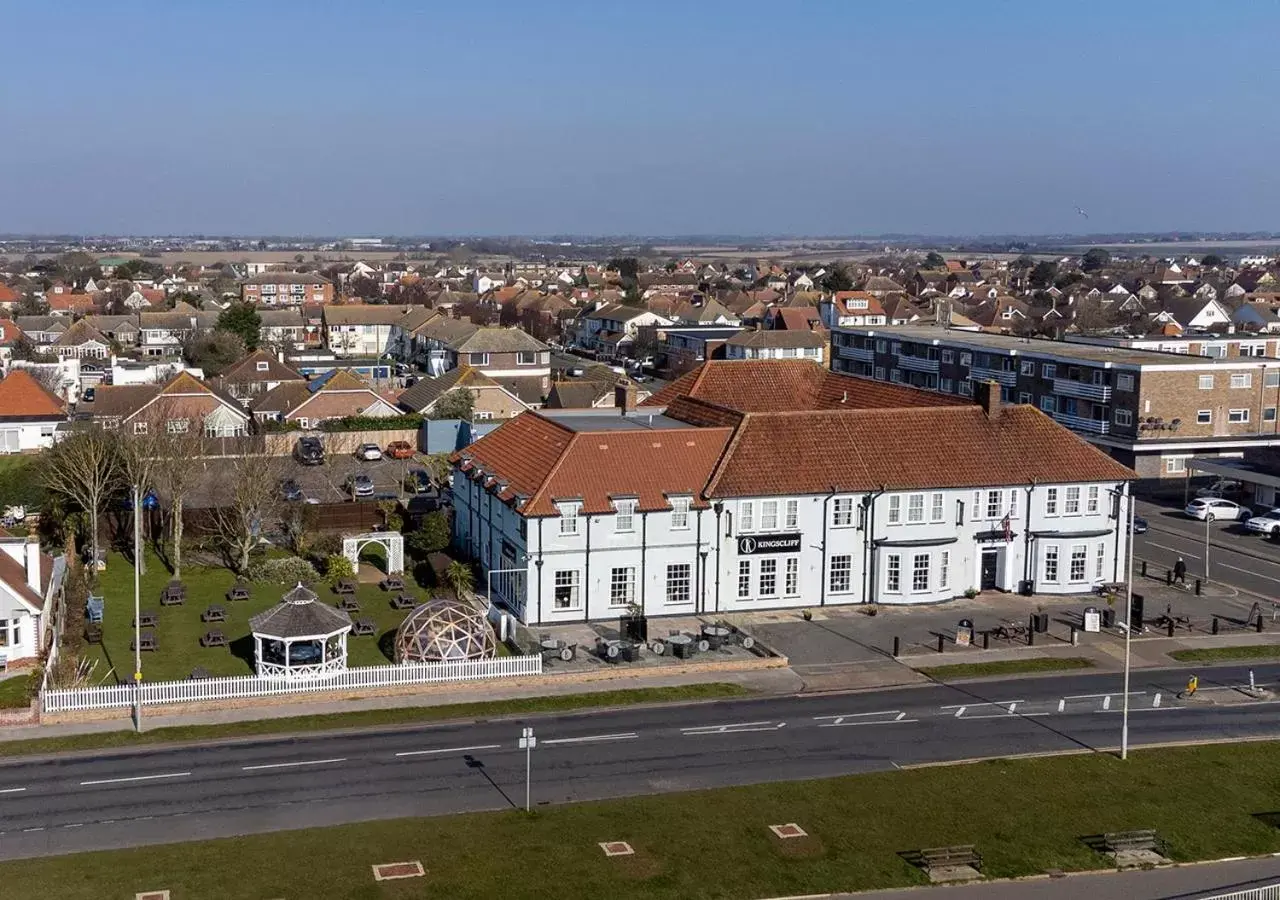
left=1101, top=608, right=1116, bottom=628
left=1019, top=580, right=1035, bottom=596
left=1033, top=612, right=1049, bottom=633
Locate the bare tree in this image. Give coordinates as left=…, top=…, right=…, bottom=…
left=115, top=420, right=165, bottom=575
left=41, top=430, right=121, bottom=570
left=208, top=453, right=282, bottom=575
left=152, top=418, right=208, bottom=581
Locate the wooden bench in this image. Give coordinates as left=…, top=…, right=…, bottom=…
left=84, top=624, right=103, bottom=644
left=1103, top=829, right=1167, bottom=856
left=905, top=845, right=983, bottom=874
left=200, top=630, right=227, bottom=649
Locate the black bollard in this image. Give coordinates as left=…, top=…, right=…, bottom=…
left=1258, top=616, right=1265, bottom=634
left=1167, top=619, right=1175, bottom=637
left=1166, top=569, right=1173, bottom=585
left=1141, top=560, right=1148, bottom=578
left=937, top=633, right=945, bottom=653
left=1027, top=628, right=1035, bottom=646
left=1195, top=578, right=1202, bottom=596
left=892, top=636, right=900, bottom=658
left=1212, top=616, right=1220, bottom=635
left=982, top=631, right=990, bottom=650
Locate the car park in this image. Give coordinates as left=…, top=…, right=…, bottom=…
left=294, top=436, right=325, bottom=466
left=1184, top=497, right=1249, bottom=522
left=356, top=442, right=382, bottom=461
left=346, top=473, right=375, bottom=498
left=386, top=440, right=414, bottom=459
left=1245, top=508, right=1280, bottom=538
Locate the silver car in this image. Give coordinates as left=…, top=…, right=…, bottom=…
left=1184, top=497, right=1248, bottom=522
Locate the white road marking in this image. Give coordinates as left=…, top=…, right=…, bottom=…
left=681, top=721, right=784, bottom=735
left=1007, top=702, right=1018, bottom=714
left=62, top=823, right=83, bottom=829
left=543, top=733, right=638, bottom=745
left=1057, top=699, right=1066, bottom=712
left=953, top=706, right=966, bottom=717
left=394, top=744, right=500, bottom=758
left=80, top=772, right=191, bottom=786
left=1143, top=542, right=1199, bottom=559
left=895, top=712, right=907, bottom=721
left=21, top=827, right=43, bottom=833
left=1103, top=696, right=1112, bottom=710
left=1064, top=691, right=1146, bottom=700
left=0, top=787, right=27, bottom=794
left=1153, top=693, right=1162, bottom=708
left=241, top=758, right=346, bottom=772
left=1219, top=562, right=1280, bottom=583
left=813, top=711, right=904, bottom=727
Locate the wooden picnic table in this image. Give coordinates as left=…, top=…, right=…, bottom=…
left=160, top=584, right=185, bottom=606
left=333, top=579, right=358, bottom=596
left=200, top=629, right=227, bottom=648
left=352, top=619, right=376, bottom=636
left=134, top=610, right=159, bottom=628
left=380, top=575, right=405, bottom=592
left=202, top=605, right=226, bottom=623
left=226, top=583, right=251, bottom=602
left=188, top=666, right=213, bottom=680
left=391, top=593, right=418, bottom=610
left=132, top=629, right=158, bottom=651
left=84, top=624, right=103, bottom=644
left=337, top=596, right=361, bottom=612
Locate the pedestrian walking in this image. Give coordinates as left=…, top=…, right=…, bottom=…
left=1173, top=556, right=1188, bottom=585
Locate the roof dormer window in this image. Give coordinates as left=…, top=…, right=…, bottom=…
left=256, top=360, right=270, bottom=372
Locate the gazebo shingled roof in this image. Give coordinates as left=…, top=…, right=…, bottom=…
left=249, top=583, right=351, bottom=638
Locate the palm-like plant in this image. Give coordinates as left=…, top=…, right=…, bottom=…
left=443, top=560, right=475, bottom=599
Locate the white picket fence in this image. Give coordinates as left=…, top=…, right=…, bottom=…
left=1202, top=885, right=1280, bottom=900
left=42, top=655, right=543, bottom=713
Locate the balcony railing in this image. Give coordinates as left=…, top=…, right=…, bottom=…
left=837, top=345, right=876, bottom=362
left=970, top=365, right=1018, bottom=386
left=1051, top=411, right=1111, bottom=435
left=1054, top=377, right=1113, bottom=402
left=896, top=354, right=940, bottom=373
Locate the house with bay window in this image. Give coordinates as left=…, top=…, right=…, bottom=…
left=451, top=359, right=1136, bottom=624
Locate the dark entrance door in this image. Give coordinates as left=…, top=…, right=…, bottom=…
left=980, top=550, right=999, bottom=590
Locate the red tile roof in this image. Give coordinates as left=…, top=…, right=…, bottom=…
left=645, top=359, right=969, bottom=413
left=706, top=405, right=1135, bottom=498
left=0, top=538, right=53, bottom=611
left=0, top=369, right=66, bottom=419
left=0, top=284, right=19, bottom=303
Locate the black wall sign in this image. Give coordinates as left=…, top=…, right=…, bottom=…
left=737, top=533, right=802, bottom=555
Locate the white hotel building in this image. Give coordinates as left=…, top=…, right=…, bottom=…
left=452, top=361, right=1136, bottom=625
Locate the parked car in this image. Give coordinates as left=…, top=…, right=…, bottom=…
left=386, top=440, right=414, bottom=460
left=293, top=437, right=325, bottom=466
left=1196, top=479, right=1245, bottom=499
left=81, top=387, right=96, bottom=402
left=279, top=479, right=304, bottom=502
left=567, top=366, right=585, bottom=377
left=1245, top=508, right=1280, bottom=538
left=346, top=473, right=375, bottom=498
left=356, top=442, right=382, bottom=461
left=1184, top=497, right=1249, bottom=522
left=1131, top=515, right=1149, bottom=534
left=405, top=468, right=433, bottom=494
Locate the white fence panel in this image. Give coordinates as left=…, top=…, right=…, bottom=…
left=43, top=655, right=543, bottom=713
left=1202, top=885, right=1280, bottom=900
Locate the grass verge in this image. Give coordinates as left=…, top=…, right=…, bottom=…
left=0, top=674, right=32, bottom=709
left=3, top=741, right=1280, bottom=899
left=0, top=682, right=749, bottom=758
left=1169, top=644, right=1280, bottom=663
left=917, top=657, right=1095, bottom=680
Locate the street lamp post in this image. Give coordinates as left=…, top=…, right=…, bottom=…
left=1204, top=513, right=1212, bottom=582
left=132, top=482, right=143, bottom=732
left=1121, top=487, right=1135, bottom=760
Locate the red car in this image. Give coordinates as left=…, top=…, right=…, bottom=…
left=386, top=440, right=415, bottom=460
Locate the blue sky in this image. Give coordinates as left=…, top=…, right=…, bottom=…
left=2, top=0, right=1277, bottom=236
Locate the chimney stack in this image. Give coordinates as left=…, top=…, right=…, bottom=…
left=616, top=380, right=638, bottom=415
left=25, top=536, right=41, bottom=596
left=974, top=379, right=1002, bottom=419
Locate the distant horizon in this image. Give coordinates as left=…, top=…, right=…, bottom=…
left=2, top=1, right=1277, bottom=236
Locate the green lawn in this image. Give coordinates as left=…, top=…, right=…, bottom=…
left=1170, top=644, right=1280, bottom=663
left=0, top=682, right=750, bottom=758
left=917, top=657, right=1095, bottom=680
left=3, top=741, right=1280, bottom=899
left=0, top=674, right=31, bottom=709
left=82, top=551, right=439, bottom=683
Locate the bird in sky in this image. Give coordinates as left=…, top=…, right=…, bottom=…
left=1075, top=206, right=1089, bottom=219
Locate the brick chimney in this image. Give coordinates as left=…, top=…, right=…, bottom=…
left=616, top=380, right=638, bottom=415
left=974, top=379, right=1002, bottom=419
left=25, top=536, right=41, bottom=596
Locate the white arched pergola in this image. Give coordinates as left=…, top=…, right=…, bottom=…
left=342, top=531, right=404, bottom=575
left=249, top=583, right=352, bottom=679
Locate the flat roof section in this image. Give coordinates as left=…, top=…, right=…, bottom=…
left=540, top=408, right=696, bottom=432
left=844, top=325, right=1270, bottom=369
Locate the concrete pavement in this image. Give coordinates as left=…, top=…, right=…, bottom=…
left=2, top=663, right=1278, bottom=861
left=838, top=855, right=1280, bottom=899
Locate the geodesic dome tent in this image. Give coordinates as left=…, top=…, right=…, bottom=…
left=394, top=597, right=496, bottom=663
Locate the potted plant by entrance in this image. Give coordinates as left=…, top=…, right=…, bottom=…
left=620, top=601, right=647, bottom=643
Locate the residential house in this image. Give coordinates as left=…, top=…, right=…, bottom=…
left=0, top=284, right=19, bottom=311
left=83, top=371, right=250, bottom=437
left=138, top=305, right=217, bottom=357
left=724, top=329, right=826, bottom=364
left=51, top=320, right=111, bottom=360
left=413, top=325, right=551, bottom=406
left=323, top=305, right=413, bottom=357
left=258, top=308, right=310, bottom=350
left=252, top=369, right=399, bottom=427
left=818, top=292, right=888, bottom=329
left=453, top=362, right=1135, bottom=624
left=0, top=370, right=67, bottom=452
left=577, top=304, right=673, bottom=358
left=214, top=349, right=306, bottom=405
left=241, top=273, right=334, bottom=307
left=0, top=533, right=63, bottom=667
left=81, top=315, right=140, bottom=348
left=13, top=317, right=68, bottom=347
left=398, top=366, right=529, bottom=421
left=656, top=325, right=743, bottom=378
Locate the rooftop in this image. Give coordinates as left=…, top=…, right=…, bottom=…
left=846, top=325, right=1273, bottom=368
left=540, top=409, right=696, bottom=432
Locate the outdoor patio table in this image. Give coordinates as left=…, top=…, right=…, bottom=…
left=135, top=610, right=158, bottom=628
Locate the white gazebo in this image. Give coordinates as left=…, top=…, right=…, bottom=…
left=342, top=531, right=404, bottom=574
left=249, top=583, right=352, bottom=679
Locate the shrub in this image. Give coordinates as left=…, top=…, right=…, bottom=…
left=248, top=556, right=320, bottom=585
left=325, top=553, right=356, bottom=584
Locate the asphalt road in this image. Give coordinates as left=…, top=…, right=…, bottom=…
left=2, top=664, right=1278, bottom=861
left=1136, top=499, right=1280, bottom=598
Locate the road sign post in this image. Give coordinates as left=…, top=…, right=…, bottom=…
left=518, top=726, right=536, bottom=812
